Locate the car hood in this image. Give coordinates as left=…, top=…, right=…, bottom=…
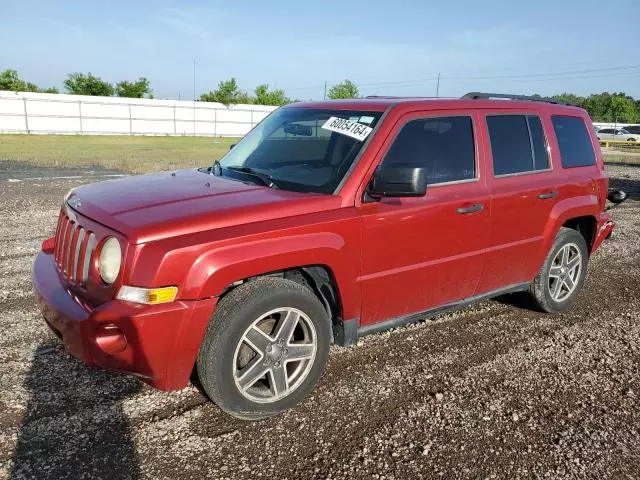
left=68, top=169, right=339, bottom=243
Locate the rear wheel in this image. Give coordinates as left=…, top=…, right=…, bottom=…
left=529, top=227, right=589, bottom=313
left=197, top=277, right=331, bottom=420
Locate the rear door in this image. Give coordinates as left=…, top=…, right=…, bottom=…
left=357, top=111, right=491, bottom=326
left=476, top=111, right=559, bottom=293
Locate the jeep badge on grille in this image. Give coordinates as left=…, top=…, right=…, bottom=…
left=67, top=195, right=83, bottom=209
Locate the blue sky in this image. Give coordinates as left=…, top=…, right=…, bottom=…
left=1, top=0, right=639, bottom=100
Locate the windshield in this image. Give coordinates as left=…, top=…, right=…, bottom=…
left=216, top=108, right=383, bottom=194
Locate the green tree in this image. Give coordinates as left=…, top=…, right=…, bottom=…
left=115, top=77, right=152, bottom=98
left=64, top=72, right=114, bottom=96
left=327, top=79, right=359, bottom=99
left=551, top=93, right=585, bottom=107
left=583, top=92, right=638, bottom=123
left=253, top=84, right=291, bottom=106
left=200, top=78, right=251, bottom=105
left=0, top=69, right=58, bottom=93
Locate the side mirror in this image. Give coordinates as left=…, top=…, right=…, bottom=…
left=607, top=189, right=628, bottom=205
left=368, top=165, right=427, bottom=198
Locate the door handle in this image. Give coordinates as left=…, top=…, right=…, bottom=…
left=537, top=191, right=558, bottom=200
left=456, top=203, right=484, bottom=215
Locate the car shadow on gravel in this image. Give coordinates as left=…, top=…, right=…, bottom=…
left=10, top=341, right=142, bottom=480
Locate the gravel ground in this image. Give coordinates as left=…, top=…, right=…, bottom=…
left=0, top=162, right=639, bottom=480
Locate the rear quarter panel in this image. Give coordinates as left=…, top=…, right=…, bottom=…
left=533, top=107, right=607, bottom=266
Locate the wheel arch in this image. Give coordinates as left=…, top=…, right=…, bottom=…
left=215, top=265, right=345, bottom=345
left=536, top=195, right=600, bottom=272
left=182, top=232, right=360, bottom=344
left=562, top=215, right=597, bottom=252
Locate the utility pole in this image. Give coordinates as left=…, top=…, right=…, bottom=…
left=192, top=59, right=196, bottom=136
left=435, top=73, right=441, bottom=98
left=193, top=60, right=196, bottom=101
left=323, top=81, right=327, bottom=100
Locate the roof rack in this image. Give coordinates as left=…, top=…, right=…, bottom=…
left=461, top=92, right=568, bottom=105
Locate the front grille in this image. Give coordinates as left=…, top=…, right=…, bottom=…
left=54, top=210, right=97, bottom=287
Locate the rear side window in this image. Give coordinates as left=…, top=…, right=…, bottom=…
left=382, top=116, right=476, bottom=185
left=552, top=116, right=596, bottom=168
left=487, top=115, right=550, bottom=175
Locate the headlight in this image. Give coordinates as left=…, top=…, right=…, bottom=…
left=99, top=237, right=122, bottom=284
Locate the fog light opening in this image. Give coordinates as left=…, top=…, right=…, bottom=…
left=95, top=324, right=128, bottom=354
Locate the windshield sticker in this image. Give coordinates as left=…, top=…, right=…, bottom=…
left=321, top=117, right=373, bottom=142
left=358, top=116, right=375, bottom=125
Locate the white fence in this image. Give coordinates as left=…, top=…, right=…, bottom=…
left=0, top=91, right=278, bottom=137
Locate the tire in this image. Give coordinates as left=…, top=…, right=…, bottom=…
left=196, top=277, right=331, bottom=420
left=627, top=138, right=636, bottom=142
left=529, top=227, right=589, bottom=313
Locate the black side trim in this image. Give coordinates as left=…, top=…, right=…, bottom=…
left=334, top=318, right=359, bottom=347
left=357, top=283, right=530, bottom=338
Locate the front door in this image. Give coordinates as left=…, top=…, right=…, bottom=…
left=357, top=111, right=490, bottom=326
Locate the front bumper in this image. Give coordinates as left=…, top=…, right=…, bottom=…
left=32, top=250, right=217, bottom=391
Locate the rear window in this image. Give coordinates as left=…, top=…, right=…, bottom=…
left=551, top=116, right=596, bottom=168
left=487, top=115, right=549, bottom=175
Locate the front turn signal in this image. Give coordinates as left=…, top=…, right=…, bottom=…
left=117, top=285, right=178, bottom=305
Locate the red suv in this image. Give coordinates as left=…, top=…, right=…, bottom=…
left=33, top=93, right=625, bottom=419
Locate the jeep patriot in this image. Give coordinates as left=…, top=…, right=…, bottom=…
left=32, top=93, right=627, bottom=419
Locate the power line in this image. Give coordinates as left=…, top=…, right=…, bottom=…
left=272, top=63, right=640, bottom=96
left=443, top=64, right=640, bottom=80
left=357, top=64, right=640, bottom=89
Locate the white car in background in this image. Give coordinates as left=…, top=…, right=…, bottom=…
left=596, top=128, right=640, bottom=142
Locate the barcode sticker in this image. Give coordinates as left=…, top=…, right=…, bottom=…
left=321, top=117, right=373, bottom=141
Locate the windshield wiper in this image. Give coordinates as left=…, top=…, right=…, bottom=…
left=225, top=166, right=279, bottom=189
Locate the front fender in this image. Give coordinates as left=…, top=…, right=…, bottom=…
left=181, top=231, right=361, bottom=321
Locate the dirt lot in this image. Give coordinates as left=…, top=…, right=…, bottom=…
left=0, top=162, right=639, bottom=480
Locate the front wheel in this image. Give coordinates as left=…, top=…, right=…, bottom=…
left=197, top=277, right=331, bottom=420
left=529, top=227, right=589, bottom=313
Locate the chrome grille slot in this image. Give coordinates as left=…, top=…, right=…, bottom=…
left=59, top=219, right=73, bottom=272
left=82, top=233, right=96, bottom=287
left=55, top=212, right=70, bottom=264
left=72, top=228, right=85, bottom=281
left=66, top=223, right=78, bottom=276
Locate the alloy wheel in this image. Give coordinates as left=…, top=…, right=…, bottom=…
left=548, top=243, right=582, bottom=302
left=233, top=307, right=317, bottom=403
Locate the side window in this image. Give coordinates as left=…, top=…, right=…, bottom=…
left=382, top=116, right=476, bottom=185
left=527, top=116, right=550, bottom=170
left=487, top=115, right=550, bottom=175
left=551, top=116, right=596, bottom=168
left=599, top=129, right=612, bottom=134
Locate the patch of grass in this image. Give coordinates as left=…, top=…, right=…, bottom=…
left=1, top=134, right=638, bottom=173
left=0, top=134, right=237, bottom=173
left=602, top=153, right=640, bottom=166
